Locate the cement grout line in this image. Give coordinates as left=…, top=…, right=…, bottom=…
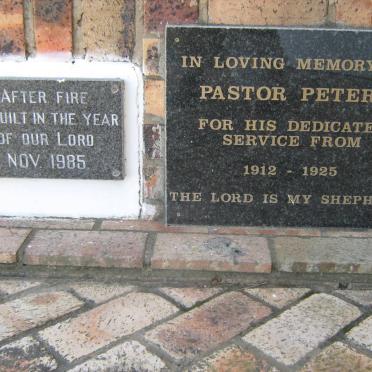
left=143, top=231, right=157, bottom=268
left=15, top=228, right=35, bottom=267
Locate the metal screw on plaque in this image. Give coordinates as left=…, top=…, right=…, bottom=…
left=112, top=170, right=121, bottom=178
left=175, top=37, right=180, bottom=43
left=111, top=84, right=119, bottom=94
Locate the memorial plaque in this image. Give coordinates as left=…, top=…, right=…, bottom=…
left=166, top=27, right=371, bottom=227
left=0, top=79, right=124, bottom=180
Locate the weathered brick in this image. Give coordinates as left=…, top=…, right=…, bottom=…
left=209, top=226, right=321, bottom=237
left=347, top=316, right=372, bottom=352
left=322, top=229, right=372, bottom=238
left=0, top=336, right=57, bottom=372
left=145, top=79, right=165, bottom=119
left=151, top=234, right=271, bottom=272
left=24, top=230, right=147, bottom=268
left=300, top=341, right=372, bottom=372
left=0, top=0, right=24, bottom=56
left=39, top=292, right=177, bottom=362
left=0, top=218, right=95, bottom=230
left=244, top=288, right=311, bottom=308
left=143, top=38, right=161, bottom=76
left=158, top=287, right=222, bottom=308
left=0, top=279, right=41, bottom=296
left=74, top=0, right=135, bottom=60
left=273, top=237, right=372, bottom=273
left=243, top=294, right=361, bottom=366
left=0, top=290, right=83, bottom=341
left=208, top=0, right=327, bottom=25
left=144, top=124, right=163, bottom=159
left=68, top=341, right=166, bottom=372
left=144, top=0, right=199, bottom=34
left=0, top=228, right=30, bottom=263
left=190, top=345, right=278, bottom=372
left=334, top=290, right=372, bottom=306
left=335, top=0, right=372, bottom=27
left=144, top=166, right=164, bottom=200
left=69, top=282, right=135, bottom=304
left=34, top=0, right=72, bottom=54
left=101, top=219, right=209, bottom=233
left=145, top=292, right=271, bottom=361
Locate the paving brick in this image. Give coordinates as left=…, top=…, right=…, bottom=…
left=190, top=344, right=278, bottom=372
left=0, top=218, right=95, bottom=230
left=152, top=234, right=271, bottom=272
left=0, top=279, right=41, bottom=296
left=244, top=288, right=311, bottom=308
left=74, top=0, right=135, bottom=60
left=68, top=340, right=166, bottom=372
left=34, top=0, right=72, bottom=54
left=145, top=291, right=271, bottom=361
left=0, top=336, right=57, bottom=372
left=300, top=341, right=372, bottom=372
left=347, top=316, right=372, bottom=352
left=0, top=228, right=30, bottom=263
left=143, top=38, right=161, bottom=76
left=101, top=219, right=208, bottom=233
left=145, top=80, right=165, bottom=119
left=243, top=294, right=361, bottom=366
left=208, top=0, right=327, bottom=25
left=39, top=292, right=177, bottom=362
left=273, top=237, right=372, bottom=273
left=0, top=0, right=24, bottom=56
left=24, top=230, right=147, bottom=268
left=335, top=290, right=372, bottom=306
left=335, top=0, right=372, bottom=27
left=144, top=0, right=199, bottom=34
left=0, top=290, right=83, bottom=342
left=69, top=282, right=135, bottom=304
left=209, top=226, right=321, bottom=237
left=158, top=287, right=222, bottom=308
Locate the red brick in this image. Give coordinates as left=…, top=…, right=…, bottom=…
left=0, top=218, right=94, bottom=230
left=34, top=0, right=72, bottom=54
left=158, top=287, right=222, bottom=308
left=39, top=292, right=178, bottom=362
left=143, top=38, right=161, bottom=76
left=209, top=226, right=321, bottom=237
left=101, top=219, right=208, bottom=233
left=144, top=166, right=164, bottom=200
left=145, top=291, right=271, bottom=361
left=145, top=79, right=165, bottom=119
left=24, top=230, right=147, bottom=268
left=0, top=337, right=57, bottom=371
left=322, top=228, right=372, bottom=238
left=0, top=228, right=30, bottom=264
left=209, top=0, right=327, bottom=25
left=0, top=290, right=83, bottom=341
left=74, top=0, right=135, bottom=59
left=335, top=0, right=372, bottom=27
left=151, top=233, right=271, bottom=272
left=192, top=345, right=277, bottom=371
left=144, top=124, right=163, bottom=159
left=0, top=0, right=24, bottom=56
left=144, top=0, right=199, bottom=34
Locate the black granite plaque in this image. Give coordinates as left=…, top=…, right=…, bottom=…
left=166, top=27, right=372, bottom=227
left=0, top=79, right=124, bottom=180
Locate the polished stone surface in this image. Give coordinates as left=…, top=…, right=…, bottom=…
left=166, top=27, right=371, bottom=227
left=0, top=79, right=124, bottom=179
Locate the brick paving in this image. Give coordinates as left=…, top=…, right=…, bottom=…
left=0, top=277, right=370, bottom=371
left=0, top=219, right=370, bottom=279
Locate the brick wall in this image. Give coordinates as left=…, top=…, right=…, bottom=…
left=0, top=0, right=371, bottom=218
